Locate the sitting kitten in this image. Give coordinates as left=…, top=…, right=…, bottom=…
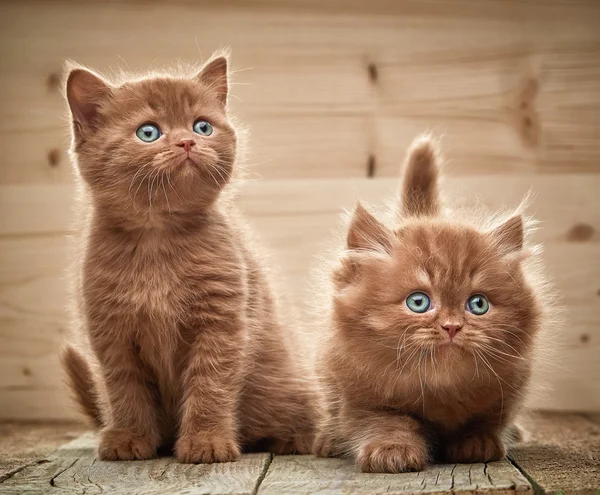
left=61, top=55, right=316, bottom=463
left=314, top=135, right=552, bottom=472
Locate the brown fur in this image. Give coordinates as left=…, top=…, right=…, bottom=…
left=61, top=54, right=316, bottom=463
left=313, top=135, right=554, bottom=472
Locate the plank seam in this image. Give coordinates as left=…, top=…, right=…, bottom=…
left=507, top=454, right=544, bottom=495
left=49, top=458, right=78, bottom=488
left=252, top=453, right=273, bottom=495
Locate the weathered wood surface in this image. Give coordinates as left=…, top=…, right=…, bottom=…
left=0, top=430, right=532, bottom=495
left=0, top=422, right=85, bottom=483
left=0, top=433, right=271, bottom=495
left=1, top=175, right=598, bottom=420
left=257, top=456, right=531, bottom=494
left=2, top=414, right=600, bottom=494
left=510, top=413, right=600, bottom=495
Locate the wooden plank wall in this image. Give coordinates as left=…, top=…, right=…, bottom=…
left=0, top=0, right=598, bottom=419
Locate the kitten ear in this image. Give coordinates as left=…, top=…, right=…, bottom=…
left=194, top=56, right=228, bottom=105
left=490, top=215, right=524, bottom=253
left=66, top=68, right=112, bottom=132
left=347, top=202, right=393, bottom=253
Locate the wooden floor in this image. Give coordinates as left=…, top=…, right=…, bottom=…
left=1, top=413, right=598, bottom=495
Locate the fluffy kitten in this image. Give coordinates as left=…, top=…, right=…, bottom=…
left=61, top=55, right=316, bottom=463
left=314, top=135, right=552, bottom=472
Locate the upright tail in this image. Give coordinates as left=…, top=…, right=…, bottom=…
left=399, top=134, right=442, bottom=218
left=61, top=345, right=103, bottom=428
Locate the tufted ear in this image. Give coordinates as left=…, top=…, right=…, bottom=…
left=66, top=68, right=112, bottom=133
left=490, top=215, right=524, bottom=253
left=347, top=202, right=393, bottom=254
left=194, top=56, right=228, bottom=105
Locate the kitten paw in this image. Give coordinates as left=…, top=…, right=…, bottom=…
left=98, top=427, right=157, bottom=461
left=313, top=431, right=337, bottom=458
left=357, top=440, right=428, bottom=473
left=175, top=434, right=240, bottom=464
left=444, top=434, right=506, bottom=463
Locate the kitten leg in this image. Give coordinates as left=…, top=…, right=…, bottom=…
left=313, top=390, right=342, bottom=457
left=313, top=415, right=342, bottom=458
left=443, top=418, right=506, bottom=463
left=237, top=369, right=317, bottom=455
left=343, top=407, right=429, bottom=473
left=267, top=384, right=317, bottom=455
left=175, top=318, right=245, bottom=464
left=94, top=341, right=160, bottom=461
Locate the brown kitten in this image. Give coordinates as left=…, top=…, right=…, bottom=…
left=61, top=54, right=316, bottom=463
left=313, top=135, right=554, bottom=473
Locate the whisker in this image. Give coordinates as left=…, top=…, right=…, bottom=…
left=160, top=171, right=171, bottom=215
left=166, top=172, right=184, bottom=204
left=478, top=343, right=525, bottom=362
left=475, top=349, right=504, bottom=422
left=133, top=169, right=155, bottom=207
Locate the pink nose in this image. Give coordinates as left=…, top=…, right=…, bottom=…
left=441, top=323, right=462, bottom=339
left=177, top=139, right=196, bottom=153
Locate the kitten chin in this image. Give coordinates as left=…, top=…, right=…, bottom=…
left=61, top=54, right=317, bottom=462
left=314, top=134, right=554, bottom=473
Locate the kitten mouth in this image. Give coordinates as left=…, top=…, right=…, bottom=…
left=179, top=156, right=199, bottom=167
left=438, top=340, right=462, bottom=349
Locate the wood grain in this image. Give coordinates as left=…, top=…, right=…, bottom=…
left=510, top=413, right=600, bottom=495
left=0, top=433, right=271, bottom=495
left=0, top=422, right=85, bottom=483
left=258, top=455, right=531, bottom=494
left=0, top=1, right=599, bottom=184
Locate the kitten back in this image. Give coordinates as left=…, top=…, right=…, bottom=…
left=400, top=134, right=442, bottom=218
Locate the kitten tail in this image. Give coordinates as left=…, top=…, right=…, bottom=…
left=399, top=134, right=442, bottom=217
left=61, top=345, right=103, bottom=428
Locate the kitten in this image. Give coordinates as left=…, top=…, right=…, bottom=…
left=313, top=135, right=552, bottom=473
left=61, top=54, right=316, bottom=463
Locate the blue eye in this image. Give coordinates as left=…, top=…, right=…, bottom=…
left=406, top=292, right=431, bottom=313
left=136, top=124, right=161, bottom=143
left=466, top=294, right=490, bottom=315
left=193, top=120, right=213, bottom=136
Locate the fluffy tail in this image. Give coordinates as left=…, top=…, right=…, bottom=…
left=61, top=345, right=103, bottom=428
left=399, top=134, right=442, bottom=217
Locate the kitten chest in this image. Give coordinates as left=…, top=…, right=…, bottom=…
left=84, top=232, right=196, bottom=329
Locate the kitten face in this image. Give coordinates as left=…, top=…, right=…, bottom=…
left=66, top=58, right=235, bottom=216
left=334, top=213, right=539, bottom=374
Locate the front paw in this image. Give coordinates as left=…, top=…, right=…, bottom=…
left=175, top=433, right=240, bottom=464
left=357, top=440, right=428, bottom=473
left=98, top=427, right=157, bottom=461
left=444, top=434, right=506, bottom=463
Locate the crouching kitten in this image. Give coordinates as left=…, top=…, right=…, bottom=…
left=61, top=55, right=316, bottom=463
left=314, top=135, right=554, bottom=472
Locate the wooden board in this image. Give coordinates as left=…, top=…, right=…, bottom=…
left=0, top=0, right=599, bottom=184
left=0, top=174, right=598, bottom=419
left=0, top=422, right=85, bottom=483
left=258, top=456, right=530, bottom=494
left=510, top=413, right=600, bottom=495
left=1, top=414, right=598, bottom=494
left=0, top=433, right=271, bottom=495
